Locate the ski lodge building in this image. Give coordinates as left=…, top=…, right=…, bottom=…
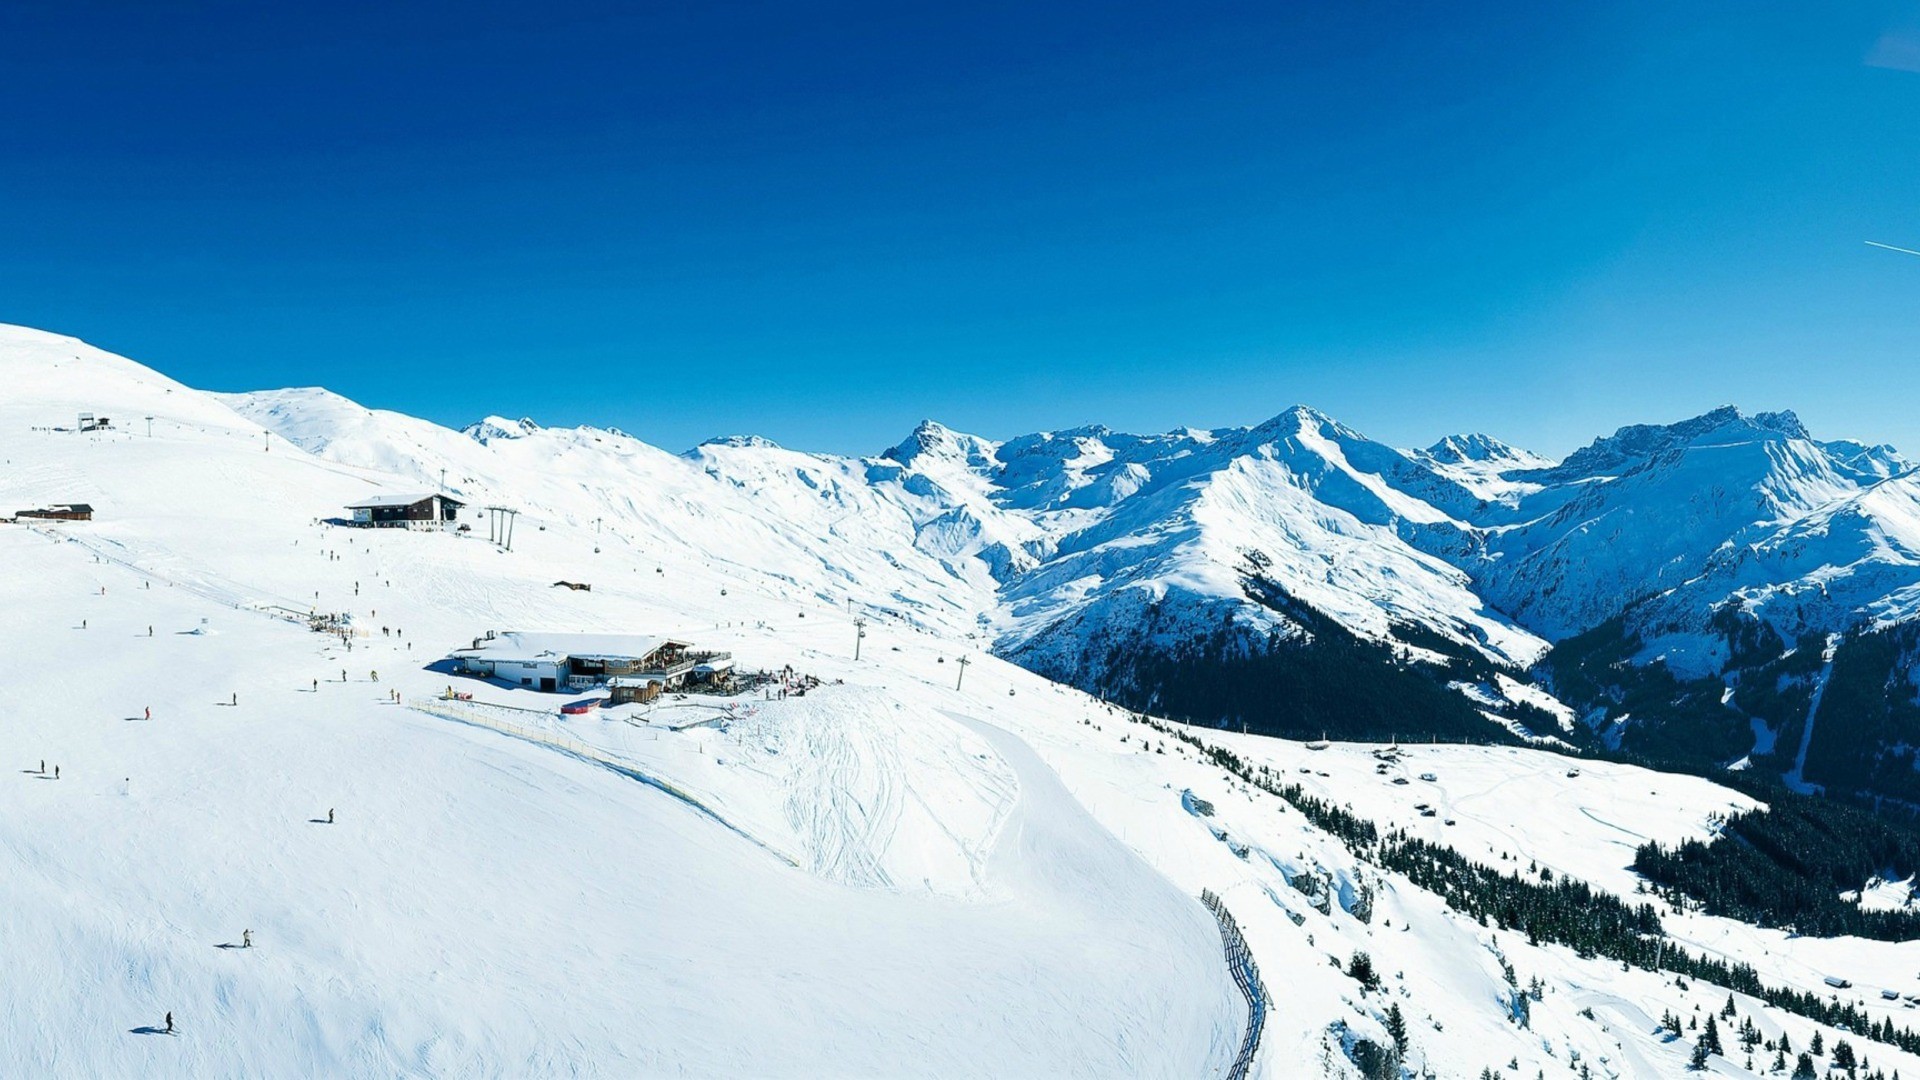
left=450, top=631, right=725, bottom=693
left=343, top=493, right=465, bottom=528
left=16, top=503, right=93, bottom=521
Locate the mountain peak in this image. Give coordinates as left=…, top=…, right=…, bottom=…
left=699, top=434, right=782, bottom=450
left=883, top=419, right=997, bottom=468
left=1554, top=405, right=1811, bottom=478
left=463, top=416, right=542, bottom=444
left=1423, top=432, right=1546, bottom=466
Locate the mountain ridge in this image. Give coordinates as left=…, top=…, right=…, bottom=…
left=21, top=322, right=1919, bottom=800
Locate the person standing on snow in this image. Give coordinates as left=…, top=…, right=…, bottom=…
left=144, top=706, right=150, bottom=721
left=327, top=808, right=334, bottom=824
left=164, top=1012, right=173, bottom=1035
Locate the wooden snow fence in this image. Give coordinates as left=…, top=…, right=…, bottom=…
left=1202, top=888, right=1267, bottom=1080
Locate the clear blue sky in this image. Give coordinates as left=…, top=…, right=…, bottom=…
left=5, top=1, right=1919, bottom=456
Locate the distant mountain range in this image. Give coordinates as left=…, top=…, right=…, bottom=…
left=189, top=345, right=1920, bottom=806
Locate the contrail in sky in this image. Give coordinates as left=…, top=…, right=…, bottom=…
left=1865, top=240, right=1920, bottom=258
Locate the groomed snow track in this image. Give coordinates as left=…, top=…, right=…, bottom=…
left=409, top=697, right=802, bottom=867
left=1202, top=888, right=1266, bottom=1080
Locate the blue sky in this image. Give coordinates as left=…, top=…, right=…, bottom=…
left=4, top=1, right=1919, bottom=457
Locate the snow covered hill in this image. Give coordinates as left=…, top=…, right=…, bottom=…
left=219, top=360, right=1920, bottom=791
left=12, top=323, right=1920, bottom=1077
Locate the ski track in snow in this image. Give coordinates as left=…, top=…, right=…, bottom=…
left=783, top=705, right=903, bottom=888
left=1784, top=633, right=1840, bottom=795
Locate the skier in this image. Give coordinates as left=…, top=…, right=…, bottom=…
left=312, top=679, right=318, bottom=692
left=144, top=707, right=150, bottom=721
left=242, top=929, right=252, bottom=949
left=164, top=1012, right=173, bottom=1035
left=38, top=759, right=44, bottom=775
left=148, top=626, right=153, bottom=637
left=53, top=766, right=59, bottom=780
left=230, top=692, right=237, bottom=707
left=327, top=808, right=334, bottom=824
left=370, top=670, right=378, bottom=683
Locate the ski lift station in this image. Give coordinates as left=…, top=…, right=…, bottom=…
left=450, top=631, right=729, bottom=693
left=342, top=492, right=465, bottom=529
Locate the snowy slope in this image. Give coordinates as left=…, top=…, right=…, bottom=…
left=1, top=326, right=1243, bottom=1077
left=13, top=324, right=1920, bottom=1078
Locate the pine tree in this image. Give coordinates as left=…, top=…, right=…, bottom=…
left=1813, top=1031, right=1825, bottom=1056
left=1795, top=1052, right=1819, bottom=1080
left=1705, top=1016, right=1723, bottom=1056
left=1386, top=1003, right=1408, bottom=1054
left=1722, top=993, right=1738, bottom=1019
left=1690, top=1038, right=1711, bottom=1070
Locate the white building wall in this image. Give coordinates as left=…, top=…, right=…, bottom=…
left=503, top=659, right=565, bottom=686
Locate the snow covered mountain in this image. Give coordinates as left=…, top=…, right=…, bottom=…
left=227, top=391, right=1565, bottom=742
left=15, top=323, right=1920, bottom=1077
left=221, top=372, right=1920, bottom=795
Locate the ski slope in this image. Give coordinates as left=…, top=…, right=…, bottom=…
left=0, top=328, right=1240, bottom=1077
left=8, top=323, right=1920, bottom=1078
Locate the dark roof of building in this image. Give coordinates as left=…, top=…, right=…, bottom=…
left=343, top=493, right=466, bottom=510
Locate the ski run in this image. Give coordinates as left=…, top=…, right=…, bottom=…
left=5, top=323, right=1920, bottom=1078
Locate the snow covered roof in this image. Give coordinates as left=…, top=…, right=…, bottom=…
left=452, top=631, right=687, bottom=663
left=343, top=493, right=464, bottom=509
